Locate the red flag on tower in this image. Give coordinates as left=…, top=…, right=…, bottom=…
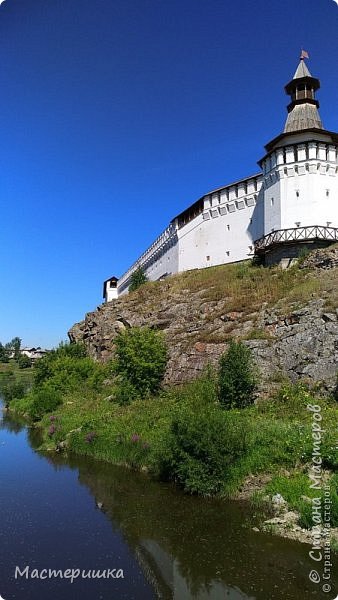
left=300, top=50, right=309, bottom=59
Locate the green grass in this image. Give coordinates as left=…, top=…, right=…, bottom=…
left=0, top=359, right=34, bottom=379
left=264, top=473, right=338, bottom=529
left=244, top=328, right=274, bottom=341
left=332, top=536, right=338, bottom=553
left=11, top=373, right=338, bottom=508
left=114, top=258, right=338, bottom=348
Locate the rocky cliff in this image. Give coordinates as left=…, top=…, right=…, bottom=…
left=69, top=246, right=338, bottom=393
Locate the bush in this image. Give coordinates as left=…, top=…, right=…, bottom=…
left=18, top=354, right=32, bottom=369
left=32, top=342, right=107, bottom=395
left=154, top=404, right=250, bottom=495
left=0, top=379, right=27, bottom=407
left=28, top=386, right=63, bottom=421
left=114, top=379, right=139, bottom=405
left=129, top=267, right=148, bottom=292
left=218, top=340, right=257, bottom=409
left=34, top=342, right=87, bottom=385
left=113, top=327, right=168, bottom=398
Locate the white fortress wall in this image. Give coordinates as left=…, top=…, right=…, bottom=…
left=262, top=137, right=338, bottom=234
left=178, top=175, right=264, bottom=271
left=117, top=222, right=179, bottom=296
left=104, top=59, right=338, bottom=300
left=115, top=133, right=338, bottom=298
left=116, top=174, right=266, bottom=297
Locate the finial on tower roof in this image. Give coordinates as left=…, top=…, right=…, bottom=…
left=300, top=49, right=309, bottom=60
left=293, top=50, right=312, bottom=79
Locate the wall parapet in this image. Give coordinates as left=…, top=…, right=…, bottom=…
left=254, top=225, right=338, bottom=255
left=117, top=222, right=178, bottom=293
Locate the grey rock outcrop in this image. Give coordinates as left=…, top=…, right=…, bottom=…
left=69, top=255, right=338, bottom=392
left=299, top=245, right=338, bottom=271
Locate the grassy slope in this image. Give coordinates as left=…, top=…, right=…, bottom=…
left=8, top=256, right=338, bottom=531
left=123, top=251, right=338, bottom=317
left=83, top=252, right=338, bottom=354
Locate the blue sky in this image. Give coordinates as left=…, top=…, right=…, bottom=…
left=0, top=0, right=337, bottom=348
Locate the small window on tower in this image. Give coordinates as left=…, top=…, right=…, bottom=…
left=206, top=255, right=210, bottom=261
left=227, top=224, right=230, bottom=231
left=326, top=190, right=330, bottom=197
left=271, top=198, right=274, bottom=206
left=296, top=190, right=300, bottom=198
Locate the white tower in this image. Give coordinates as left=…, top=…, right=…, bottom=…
left=255, top=56, right=338, bottom=265
left=103, top=276, right=119, bottom=302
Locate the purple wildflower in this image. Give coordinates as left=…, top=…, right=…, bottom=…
left=48, top=425, right=56, bottom=437
left=50, top=415, right=57, bottom=422
left=131, top=434, right=140, bottom=443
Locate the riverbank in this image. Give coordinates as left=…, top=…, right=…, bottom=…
left=3, top=406, right=331, bottom=600
left=7, top=345, right=338, bottom=548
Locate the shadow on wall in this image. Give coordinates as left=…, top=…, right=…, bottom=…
left=247, top=186, right=265, bottom=249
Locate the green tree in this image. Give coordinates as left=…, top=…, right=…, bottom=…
left=10, top=337, right=22, bottom=360
left=218, top=340, right=258, bottom=409
left=0, top=371, right=28, bottom=407
left=129, top=266, right=148, bottom=292
left=0, top=342, right=9, bottom=363
left=113, top=326, right=168, bottom=398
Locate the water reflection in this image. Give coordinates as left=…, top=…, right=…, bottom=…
left=1, top=407, right=337, bottom=599
left=1, top=408, right=27, bottom=433
left=42, top=450, right=337, bottom=599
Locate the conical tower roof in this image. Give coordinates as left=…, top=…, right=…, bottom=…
left=293, top=59, right=312, bottom=79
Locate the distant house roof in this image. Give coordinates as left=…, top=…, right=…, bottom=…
left=21, top=347, right=47, bottom=353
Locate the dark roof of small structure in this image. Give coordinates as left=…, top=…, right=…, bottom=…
left=103, top=276, right=119, bottom=298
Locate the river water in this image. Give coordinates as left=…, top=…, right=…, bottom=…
left=0, top=406, right=336, bottom=600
